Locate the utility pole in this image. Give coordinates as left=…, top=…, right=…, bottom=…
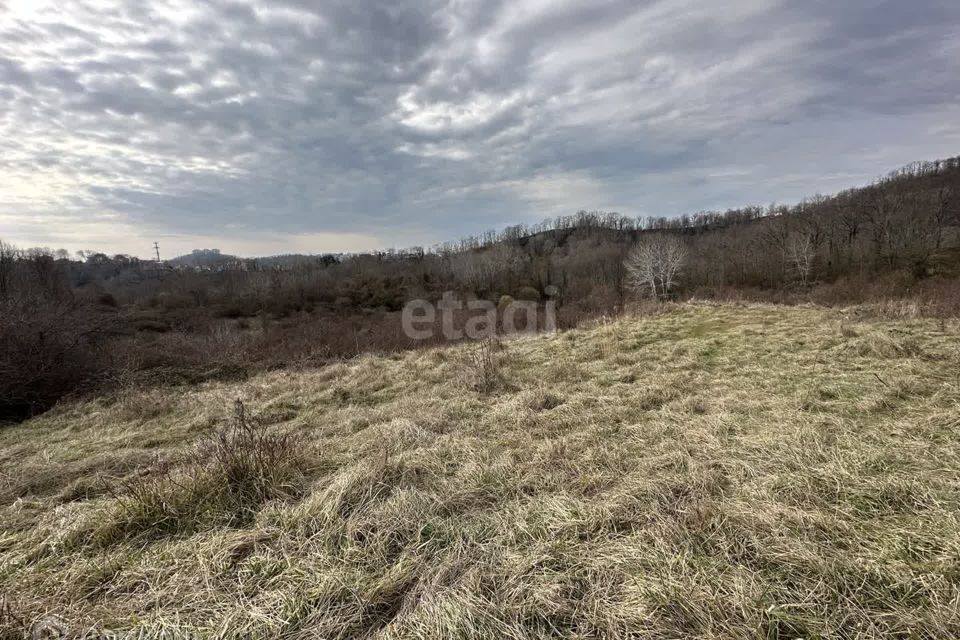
left=150, top=242, right=164, bottom=279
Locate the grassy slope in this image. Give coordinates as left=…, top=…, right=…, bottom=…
left=2, top=303, right=960, bottom=639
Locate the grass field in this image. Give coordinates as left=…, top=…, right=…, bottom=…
left=2, top=303, right=960, bottom=639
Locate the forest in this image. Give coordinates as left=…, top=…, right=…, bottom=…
left=2, top=155, right=959, bottom=422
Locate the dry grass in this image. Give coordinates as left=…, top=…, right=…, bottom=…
left=95, top=399, right=310, bottom=543
left=2, top=303, right=960, bottom=638
left=462, top=337, right=505, bottom=394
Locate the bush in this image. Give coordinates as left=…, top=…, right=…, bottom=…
left=97, top=292, right=118, bottom=307
left=134, top=318, right=171, bottom=333
left=0, top=299, right=113, bottom=422
left=515, top=286, right=541, bottom=301
left=156, top=291, right=194, bottom=312
left=215, top=294, right=260, bottom=319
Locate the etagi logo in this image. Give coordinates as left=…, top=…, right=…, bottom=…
left=402, top=287, right=559, bottom=340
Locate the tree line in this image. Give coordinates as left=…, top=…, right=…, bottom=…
left=1, top=155, right=959, bottom=421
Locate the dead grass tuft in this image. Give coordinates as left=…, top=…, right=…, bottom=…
left=0, top=597, right=28, bottom=640
left=97, top=399, right=308, bottom=541
left=527, top=388, right=565, bottom=412
left=842, top=330, right=927, bottom=359
left=462, top=337, right=505, bottom=393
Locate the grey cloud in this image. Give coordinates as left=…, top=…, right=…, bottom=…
left=0, top=58, right=34, bottom=89
left=1, top=0, right=958, bottom=255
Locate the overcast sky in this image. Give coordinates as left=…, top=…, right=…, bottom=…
left=1, top=0, right=959, bottom=258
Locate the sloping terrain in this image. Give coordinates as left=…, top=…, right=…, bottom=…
left=2, top=303, right=960, bottom=639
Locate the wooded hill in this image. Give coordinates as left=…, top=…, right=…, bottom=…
left=1, top=155, right=959, bottom=421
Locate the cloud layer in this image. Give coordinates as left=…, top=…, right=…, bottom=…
left=2, top=0, right=959, bottom=256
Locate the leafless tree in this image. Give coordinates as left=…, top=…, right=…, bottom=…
left=624, top=235, right=688, bottom=300
left=786, top=232, right=816, bottom=287
left=861, top=189, right=905, bottom=266
left=930, top=186, right=953, bottom=252
left=0, top=240, right=16, bottom=301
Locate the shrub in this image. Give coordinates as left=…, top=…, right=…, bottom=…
left=134, top=318, right=171, bottom=333
left=156, top=291, right=194, bottom=312
left=515, top=286, right=541, bottom=301
left=0, top=299, right=113, bottom=422
left=215, top=295, right=260, bottom=319
left=97, top=292, right=118, bottom=307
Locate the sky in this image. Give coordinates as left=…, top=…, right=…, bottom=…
left=1, top=0, right=959, bottom=258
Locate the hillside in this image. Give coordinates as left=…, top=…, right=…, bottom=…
left=166, top=249, right=238, bottom=269
left=4, top=155, right=959, bottom=423
left=2, top=303, right=960, bottom=638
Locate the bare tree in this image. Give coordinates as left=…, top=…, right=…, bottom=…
left=861, top=189, right=905, bottom=267
left=786, top=232, right=816, bottom=287
left=624, top=235, right=688, bottom=300
left=929, top=186, right=953, bottom=253
left=0, top=240, right=16, bottom=301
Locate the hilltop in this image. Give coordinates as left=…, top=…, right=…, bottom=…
left=2, top=302, right=960, bottom=638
